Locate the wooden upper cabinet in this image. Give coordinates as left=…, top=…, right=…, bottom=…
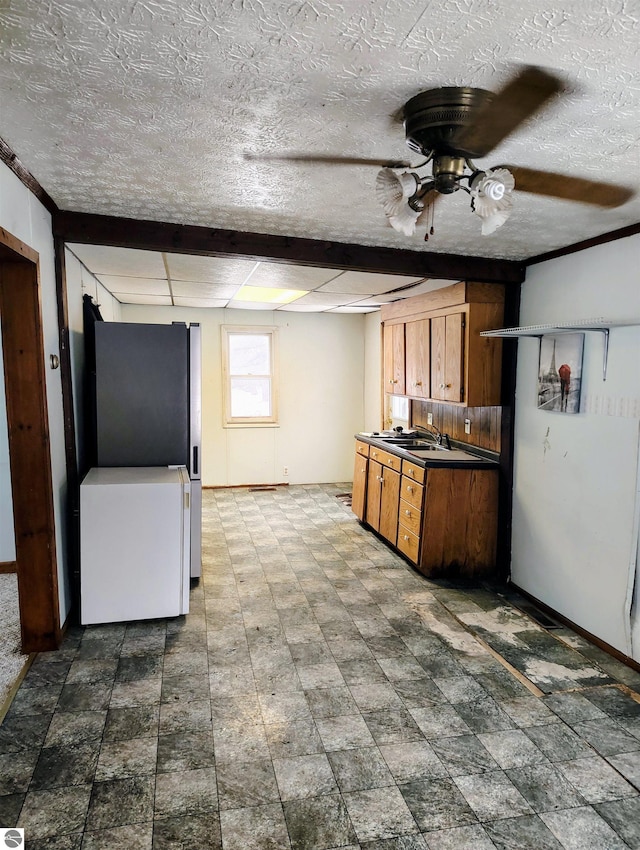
left=383, top=322, right=405, bottom=395
left=381, top=281, right=504, bottom=408
left=405, top=318, right=430, bottom=399
left=431, top=313, right=464, bottom=403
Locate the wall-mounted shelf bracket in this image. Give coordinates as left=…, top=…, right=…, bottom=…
left=480, top=319, right=640, bottom=382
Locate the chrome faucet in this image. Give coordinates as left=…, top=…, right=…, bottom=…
left=421, top=423, right=452, bottom=450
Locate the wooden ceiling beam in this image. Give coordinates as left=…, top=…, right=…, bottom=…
left=53, top=210, right=526, bottom=284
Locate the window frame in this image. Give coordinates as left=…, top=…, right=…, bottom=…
left=221, top=325, right=279, bottom=427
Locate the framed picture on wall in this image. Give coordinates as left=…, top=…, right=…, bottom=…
left=537, top=333, right=584, bottom=413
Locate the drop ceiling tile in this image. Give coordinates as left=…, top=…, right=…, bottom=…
left=244, top=263, right=343, bottom=290
left=395, top=279, right=460, bottom=297
left=276, top=303, right=329, bottom=312
left=165, top=254, right=257, bottom=284
left=350, top=295, right=406, bottom=306
left=289, top=291, right=359, bottom=307
left=327, top=305, right=379, bottom=313
left=68, top=245, right=166, bottom=278
left=173, top=296, right=229, bottom=308
left=171, top=280, right=241, bottom=298
left=97, top=275, right=170, bottom=296
left=226, top=300, right=278, bottom=311
left=117, top=293, right=173, bottom=306
left=317, top=271, right=425, bottom=295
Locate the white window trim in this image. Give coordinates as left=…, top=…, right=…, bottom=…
left=222, top=325, right=279, bottom=427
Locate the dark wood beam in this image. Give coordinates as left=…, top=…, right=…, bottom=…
left=0, top=137, right=58, bottom=216
left=54, top=210, right=526, bottom=284
left=527, top=221, right=640, bottom=266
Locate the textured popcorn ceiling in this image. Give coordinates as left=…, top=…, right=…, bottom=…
left=1, top=0, right=639, bottom=266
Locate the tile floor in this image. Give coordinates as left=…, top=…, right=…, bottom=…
left=1, top=483, right=640, bottom=849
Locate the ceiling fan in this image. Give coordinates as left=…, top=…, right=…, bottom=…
left=246, top=66, right=634, bottom=238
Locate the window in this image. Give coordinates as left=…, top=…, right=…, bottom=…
left=222, top=326, right=278, bottom=425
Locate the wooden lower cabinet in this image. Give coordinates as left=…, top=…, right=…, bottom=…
left=364, top=458, right=400, bottom=546
left=354, top=443, right=498, bottom=578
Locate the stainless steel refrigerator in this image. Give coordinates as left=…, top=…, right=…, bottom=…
left=93, top=321, right=202, bottom=578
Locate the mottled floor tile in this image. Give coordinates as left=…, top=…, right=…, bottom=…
left=305, top=686, right=359, bottom=718
left=259, top=691, right=312, bottom=725
left=607, top=749, right=640, bottom=786
left=477, top=728, right=548, bottom=770
left=81, top=821, right=153, bottom=850
left=283, top=793, right=357, bottom=850
left=409, top=704, right=472, bottom=740
left=343, top=786, right=419, bottom=843
left=30, top=742, right=100, bottom=790
left=0, top=791, right=25, bottom=827
left=363, top=709, right=425, bottom=745
left=541, top=805, right=629, bottom=849
left=498, top=696, right=555, bottom=728
left=217, top=757, right=280, bottom=809
left=220, top=802, right=291, bottom=850
left=103, top=706, right=159, bottom=742
left=582, top=685, right=640, bottom=717
left=555, top=755, right=638, bottom=803
left=573, top=716, right=640, bottom=757
left=273, top=752, right=338, bottom=800
left=316, top=714, right=376, bottom=751
left=66, top=659, right=117, bottom=685
left=159, top=698, right=212, bottom=734
left=58, top=683, right=112, bottom=713
left=506, top=762, right=585, bottom=812
left=350, top=682, right=404, bottom=713
left=523, top=722, right=593, bottom=762
left=156, top=730, right=215, bottom=773
left=95, top=736, right=158, bottom=780
left=328, top=746, right=395, bottom=792
left=393, top=679, right=446, bottom=710
left=543, top=691, right=608, bottom=724
left=430, top=735, right=499, bottom=777
left=213, top=723, right=271, bottom=763
left=115, top=655, right=163, bottom=683
left=85, top=776, right=155, bottom=831
left=379, top=741, right=448, bottom=783
left=45, top=710, right=107, bottom=747
left=152, top=813, right=222, bottom=850
left=423, top=823, right=496, bottom=850
left=454, top=770, right=533, bottom=821
left=399, top=777, right=477, bottom=832
left=483, top=813, right=563, bottom=849
left=0, top=749, right=40, bottom=794
left=0, top=713, right=52, bottom=753
left=18, top=785, right=92, bottom=839
left=154, top=767, right=218, bottom=818
left=265, top=719, right=324, bottom=758
left=595, top=796, right=640, bottom=849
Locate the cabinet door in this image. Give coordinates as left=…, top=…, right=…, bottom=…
left=383, top=323, right=405, bottom=395
left=366, top=459, right=383, bottom=530
left=379, top=466, right=400, bottom=544
left=431, top=313, right=465, bottom=402
left=405, top=318, right=430, bottom=398
left=352, top=453, right=368, bottom=522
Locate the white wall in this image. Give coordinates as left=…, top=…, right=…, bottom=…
left=65, top=249, right=121, bottom=474
left=364, top=311, right=382, bottom=432
left=0, top=161, right=71, bottom=619
left=512, top=234, right=640, bottom=659
left=120, top=304, right=366, bottom=486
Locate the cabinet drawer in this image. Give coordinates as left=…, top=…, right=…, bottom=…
left=401, top=476, right=423, bottom=509
left=397, top=526, right=420, bottom=563
left=355, top=440, right=370, bottom=457
left=398, top=499, right=421, bottom=535
left=369, top=447, right=402, bottom=472
left=402, top=461, right=425, bottom=484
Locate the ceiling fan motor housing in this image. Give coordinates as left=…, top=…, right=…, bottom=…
left=403, top=87, right=493, bottom=159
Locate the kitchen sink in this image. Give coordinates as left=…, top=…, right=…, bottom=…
left=376, top=438, right=446, bottom=450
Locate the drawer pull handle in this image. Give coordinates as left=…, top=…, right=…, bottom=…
left=407, top=468, right=413, bottom=474
left=407, top=486, right=413, bottom=493
left=403, top=535, right=409, bottom=541
left=405, top=510, right=411, bottom=516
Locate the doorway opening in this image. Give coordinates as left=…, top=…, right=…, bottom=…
left=0, top=227, right=60, bottom=653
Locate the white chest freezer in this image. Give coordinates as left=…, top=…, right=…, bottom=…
left=80, top=466, right=190, bottom=625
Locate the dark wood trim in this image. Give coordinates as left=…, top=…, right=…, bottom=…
left=54, top=210, right=526, bottom=284
left=527, top=222, right=640, bottom=266
left=0, top=137, right=58, bottom=216
left=0, top=235, right=61, bottom=652
left=496, top=283, right=521, bottom=580
left=0, top=561, right=16, bottom=574
left=54, top=237, right=81, bottom=620
left=510, top=582, right=640, bottom=674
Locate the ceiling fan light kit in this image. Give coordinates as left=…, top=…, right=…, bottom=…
left=372, top=65, right=633, bottom=239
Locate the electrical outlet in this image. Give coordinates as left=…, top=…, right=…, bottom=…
left=427, top=413, right=433, bottom=425
left=464, top=419, right=471, bottom=434
left=283, top=466, right=289, bottom=476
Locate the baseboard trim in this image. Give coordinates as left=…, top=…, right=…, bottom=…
left=0, top=561, right=17, bottom=574
left=203, top=482, right=290, bottom=490
left=510, top=582, right=640, bottom=673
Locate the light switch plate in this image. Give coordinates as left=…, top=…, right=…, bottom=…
left=464, top=419, right=471, bottom=434
left=427, top=413, right=433, bottom=425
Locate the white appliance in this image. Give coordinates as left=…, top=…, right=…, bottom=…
left=80, top=466, right=191, bottom=625
left=93, top=321, right=202, bottom=578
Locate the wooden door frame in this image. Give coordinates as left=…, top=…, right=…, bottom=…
left=0, top=226, right=61, bottom=652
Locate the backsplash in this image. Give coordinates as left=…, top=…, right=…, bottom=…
left=412, top=401, right=501, bottom=453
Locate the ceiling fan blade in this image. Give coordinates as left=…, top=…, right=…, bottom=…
left=244, top=153, right=410, bottom=168
left=452, top=65, right=565, bottom=158
left=505, top=165, right=635, bottom=208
